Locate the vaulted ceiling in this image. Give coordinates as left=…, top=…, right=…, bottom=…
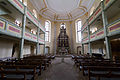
left=30, top=0, right=95, bottom=21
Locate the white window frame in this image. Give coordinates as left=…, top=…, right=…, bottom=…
left=76, top=20, right=82, bottom=43
left=45, top=20, right=51, bottom=42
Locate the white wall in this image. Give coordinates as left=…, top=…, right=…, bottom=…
left=0, top=40, right=13, bottom=58
left=84, top=44, right=89, bottom=54
left=23, top=44, right=31, bottom=56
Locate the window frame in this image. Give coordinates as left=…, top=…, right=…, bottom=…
left=76, top=20, right=82, bottom=43
left=45, top=20, right=51, bottom=42
left=33, top=9, right=37, bottom=18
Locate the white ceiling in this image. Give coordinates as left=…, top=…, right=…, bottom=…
left=46, top=0, right=79, bottom=14
left=30, top=0, right=95, bottom=21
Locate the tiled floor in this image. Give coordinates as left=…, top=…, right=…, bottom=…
left=37, top=57, right=88, bottom=80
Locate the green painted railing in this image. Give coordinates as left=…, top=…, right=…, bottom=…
left=39, top=23, right=45, bottom=33
left=90, top=32, right=96, bottom=41
left=8, top=0, right=25, bottom=13
left=7, top=0, right=45, bottom=33
left=26, top=8, right=39, bottom=26
left=32, top=34, right=37, bottom=42
left=104, top=0, right=115, bottom=10
left=90, top=28, right=104, bottom=42
left=0, top=17, right=40, bottom=43
left=24, top=31, right=38, bottom=42
left=0, top=18, right=5, bottom=30
left=82, top=36, right=89, bottom=43
left=95, top=28, right=104, bottom=39
left=39, top=38, right=45, bottom=44
left=24, top=31, right=32, bottom=40
left=88, top=2, right=102, bottom=25
left=0, top=17, right=22, bottom=38
left=81, top=22, right=87, bottom=31
left=107, top=18, right=120, bottom=36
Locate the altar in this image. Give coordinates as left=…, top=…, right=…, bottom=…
left=59, top=47, right=68, bottom=55
left=57, top=23, right=69, bottom=55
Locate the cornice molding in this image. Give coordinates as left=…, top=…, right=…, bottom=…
left=30, top=0, right=95, bottom=22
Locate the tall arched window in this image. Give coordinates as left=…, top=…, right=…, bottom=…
left=33, top=9, right=37, bottom=18
left=90, top=6, right=95, bottom=16
left=19, top=0, right=23, bottom=2
left=23, top=0, right=27, bottom=6
left=20, top=0, right=27, bottom=6
left=76, top=20, right=82, bottom=43
left=45, top=20, right=51, bottom=42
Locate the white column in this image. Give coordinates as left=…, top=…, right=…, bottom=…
left=54, top=22, right=57, bottom=55
left=70, top=21, right=73, bottom=54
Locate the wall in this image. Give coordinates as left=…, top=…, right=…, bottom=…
left=23, top=44, right=31, bottom=56
left=54, top=21, right=74, bottom=54
left=0, top=39, right=13, bottom=58
left=84, top=44, right=89, bottom=54
left=111, top=39, right=120, bottom=59
left=72, top=14, right=88, bottom=54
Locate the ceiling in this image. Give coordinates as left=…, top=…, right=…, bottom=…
left=30, top=0, right=95, bottom=21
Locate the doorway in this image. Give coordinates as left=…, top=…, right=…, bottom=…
left=45, top=46, right=50, bottom=54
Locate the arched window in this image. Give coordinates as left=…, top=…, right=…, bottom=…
left=90, top=7, right=95, bottom=16
left=33, top=9, right=37, bottom=18
left=23, top=0, right=27, bottom=6
left=76, top=20, right=82, bottom=43
left=20, top=0, right=23, bottom=2
left=60, top=23, right=66, bottom=29
left=45, top=20, right=51, bottom=42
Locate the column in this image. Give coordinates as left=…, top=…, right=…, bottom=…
left=54, top=22, right=57, bottom=55
left=81, top=44, right=84, bottom=54
left=36, top=27, right=40, bottom=55
left=43, top=33, right=45, bottom=54
left=101, top=1, right=112, bottom=59
left=19, top=7, right=27, bottom=58
left=70, top=21, right=73, bottom=54
left=42, top=33, right=45, bottom=54
left=87, top=19, right=92, bottom=54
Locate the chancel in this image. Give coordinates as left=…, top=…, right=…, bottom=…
left=0, top=0, right=120, bottom=80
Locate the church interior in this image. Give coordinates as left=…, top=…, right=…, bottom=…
left=0, top=0, right=120, bottom=80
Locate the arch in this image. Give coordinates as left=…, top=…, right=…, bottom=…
left=45, top=46, right=50, bottom=54
left=77, top=46, right=81, bottom=55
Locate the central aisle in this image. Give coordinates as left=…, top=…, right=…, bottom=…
left=38, top=57, right=87, bottom=80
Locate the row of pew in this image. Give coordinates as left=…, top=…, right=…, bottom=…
left=0, top=55, right=55, bottom=80
left=72, top=55, right=120, bottom=80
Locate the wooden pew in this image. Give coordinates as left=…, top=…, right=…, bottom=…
left=0, top=70, right=35, bottom=80
left=81, top=61, right=120, bottom=76
left=75, top=57, right=110, bottom=67
left=88, top=66, right=120, bottom=80
left=14, top=59, right=48, bottom=70
left=0, top=65, right=38, bottom=80
left=0, top=61, right=42, bottom=75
